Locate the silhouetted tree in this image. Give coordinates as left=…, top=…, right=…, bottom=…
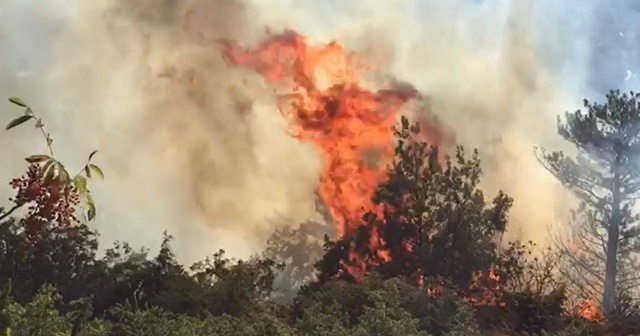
left=537, top=90, right=640, bottom=316
left=0, top=217, right=100, bottom=306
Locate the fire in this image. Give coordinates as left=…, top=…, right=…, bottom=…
left=221, top=29, right=424, bottom=238
left=221, top=29, right=517, bottom=311
left=573, top=298, right=604, bottom=323
left=220, top=30, right=612, bottom=321
left=467, top=268, right=506, bottom=307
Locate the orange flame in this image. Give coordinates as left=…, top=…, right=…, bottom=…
left=466, top=268, right=506, bottom=307
left=573, top=298, right=604, bottom=323
left=221, top=29, right=423, bottom=239
left=222, top=30, right=511, bottom=307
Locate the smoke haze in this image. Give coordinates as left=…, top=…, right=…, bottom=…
left=1, top=0, right=638, bottom=262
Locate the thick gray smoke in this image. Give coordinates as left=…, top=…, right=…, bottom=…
left=1, top=0, right=639, bottom=263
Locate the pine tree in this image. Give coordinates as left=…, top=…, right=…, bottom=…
left=537, top=90, right=640, bottom=316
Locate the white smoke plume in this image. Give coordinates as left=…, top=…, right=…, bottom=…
left=1, top=0, right=638, bottom=263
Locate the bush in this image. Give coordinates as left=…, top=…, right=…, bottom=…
left=294, top=276, right=481, bottom=336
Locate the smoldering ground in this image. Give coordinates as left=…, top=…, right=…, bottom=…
left=1, top=0, right=638, bottom=262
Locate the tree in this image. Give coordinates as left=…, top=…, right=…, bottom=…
left=0, top=217, right=100, bottom=305
left=87, top=232, right=283, bottom=318
left=262, top=221, right=326, bottom=303
left=316, top=116, right=513, bottom=293
left=0, top=96, right=107, bottom=306
left=495, top=240, right=567, bottom=333
left=549, top=204, right=639, bottom=316
left=537, top=90, right=640, bottom=316
left=2, top=285, right=109, bottom=336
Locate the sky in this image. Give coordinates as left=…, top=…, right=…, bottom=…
left=0, top=0, right=639, bottom=264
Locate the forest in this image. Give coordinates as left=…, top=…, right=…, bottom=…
left=1, top=85, right=640, bottom=336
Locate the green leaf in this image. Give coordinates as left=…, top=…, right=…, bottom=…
left=8, top=97, right=26, bottom=107
left=87, top=206, right=96, bottom=221
left=25, top=154, right=51, bottom=163
left=84, top=165, right=91, bottom=178
left=88, top=149, right=98, bottom=163
left=40, top=158, right=55, bottom=173
left=87, top=193, right=96, bottom=221
left=56, top=162, right=70, bottom=183
left=88, top=164, right=104, bottom=179
left=46, top=137, right=53, bottom=147
left=5, top=115, right=32, bottom=130
left=73, top=175, right=88, bottom=195
left=42, top=160, right=56, bottom=184
left=34, top=118, right=43, bottom=128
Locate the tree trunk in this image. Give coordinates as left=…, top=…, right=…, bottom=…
left=603, top=170, right=621, bottom=317
left=603, top=214, right=620, bottom=317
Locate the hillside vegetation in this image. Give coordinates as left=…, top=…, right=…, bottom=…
left=2, top=91, right=640, bottom=336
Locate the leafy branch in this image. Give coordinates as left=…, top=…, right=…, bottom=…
left=2, top=97, right=104, bottom=221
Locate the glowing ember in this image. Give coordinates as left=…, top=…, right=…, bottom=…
left=573, top=298, right=604, bottom=323
left=221, top=29, right=425, bottom=238
left=467, top=268, right=506, bottom=307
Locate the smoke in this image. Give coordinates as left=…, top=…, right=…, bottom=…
left=0, top=0, right=638, bottom=262
left=1, top=0, right=323, bottom=262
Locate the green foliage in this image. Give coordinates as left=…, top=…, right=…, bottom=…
left=0, top=218, right=99, bottom=304
left=1, top=284, right=109, bottom=336
left=107, top=304, right=296, bottom=336
left=293, top=276, right=480, bottom=336
left=4, top=285, right=71, bottom=336
left=5, top=115, right=32, bottom=131
left=8, top=97, right=27, bottom=108
left=348, top=279, right=430, bottom=336
left=3, top=97, right=104, bottom=222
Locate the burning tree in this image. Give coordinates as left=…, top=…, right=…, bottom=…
left=537, top=90, right=640, bottom=317
left=316, top=117, right=513, bottom=292
left=221, top=28, right=514, bottom=304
